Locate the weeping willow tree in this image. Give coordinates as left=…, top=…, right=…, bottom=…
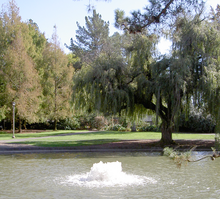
left=202, top=5, right=220, bottom=133
left=70, top=5, right=220, bottom=144
left=72, top=32, right=140, bottom=115
left=152, top=9, right=220, bottom=143
left=71, top=29, right=160, bottom=131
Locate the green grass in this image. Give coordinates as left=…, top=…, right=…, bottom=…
left=0, top=130, right=88, bottom=140
left=0, top=130, right=215, bottom=148
left=12, top=139, right=120, bottom=148
left=172, top=133, right=215, bottom=140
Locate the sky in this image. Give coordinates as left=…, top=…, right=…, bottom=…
left=0, top=0, right=219, bottom=54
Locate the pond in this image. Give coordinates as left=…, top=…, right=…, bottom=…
left=0, top=152, right=219, bottom=199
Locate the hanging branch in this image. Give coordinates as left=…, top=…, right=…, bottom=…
left=164, top=146, right=220, bottom=167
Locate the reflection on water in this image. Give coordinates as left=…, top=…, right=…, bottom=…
left=0, top=152, right=220, bottom=199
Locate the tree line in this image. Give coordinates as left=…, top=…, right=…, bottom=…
left=0, top=1, right=74, bottom=132
left=1, top=0, right=220, bottom=145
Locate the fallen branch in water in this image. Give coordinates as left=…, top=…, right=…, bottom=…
left=163, top=146, right=220, bottom=167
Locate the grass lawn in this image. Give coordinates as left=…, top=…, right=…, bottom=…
left=0, top=130, right=215, bottom=147
left=0, top=130, right=88, bottom=140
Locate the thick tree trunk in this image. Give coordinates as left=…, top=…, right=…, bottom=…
left=160, top=121, right=174, bottom=145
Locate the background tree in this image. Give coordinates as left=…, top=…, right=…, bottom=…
left=3, top=31, right=42, bottom=132
left=41, top=26, right=74, bottom=131
left=0, top=0, right=42, bottom=132
left=210, top=4, right=220, bottom=30
left=0, top=18, right=8, bottom=122
left=26, top=19, right=47, bottom=67
left=66, top=9, right=109, bottom=69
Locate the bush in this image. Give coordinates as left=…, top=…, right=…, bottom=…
left=93, top=116, right=108, bottom=130
left=59, top=118, right=80, bottom=130
left=25, top=114, right=108, bottom=131
left=178, top=113, right=215, bottom=133
left=67, top=114, right=108, bottom=130
left=27, top=121, right=54, bottom=130
left=137, top=125, right=160, bottom=132
left=105, top=124, right=127, bottom=131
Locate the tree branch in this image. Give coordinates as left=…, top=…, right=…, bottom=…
left=120, top=0, right=175, bottom=33
left=143, top=0, right=174, bottom=28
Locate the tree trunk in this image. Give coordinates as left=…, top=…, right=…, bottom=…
left=54, top=119, right=57, bottom=131
left=131, top=122, right=136, bottom=132
left=3, top=120, right=5, bottom=130
left=160, top=121, right=174, bottom=145
left=11, top=118, right=13, bottom=131
left=18, top=117, right=22, bottom=133
left=23, top=120, right=27, bottom=130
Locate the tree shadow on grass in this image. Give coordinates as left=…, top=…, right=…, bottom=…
left=12, top=139, right=121, bottom=148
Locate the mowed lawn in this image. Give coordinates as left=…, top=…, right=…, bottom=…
left=0, top=130, right=215, bottom=148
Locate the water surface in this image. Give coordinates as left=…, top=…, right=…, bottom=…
left=0, top=152, right=219, bottom=199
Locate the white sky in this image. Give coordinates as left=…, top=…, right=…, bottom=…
left=0, top=0, right=219, bottom=54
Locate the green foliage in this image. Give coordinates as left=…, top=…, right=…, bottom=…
left=137, top=125, right=160, bottom=132
left=61, top=113, right=107, bottom=130
left=1, top=0, right=220, bottom=146
left=0, top=1, right=73, bottom=131
left=40, top=26, right=73, bottom=130
left=58, top=118, right=80, bottom=130
left=0, top=1, right=42, bottom=126
left=164, top=146, right=219, bottom=166
left=115, top=0, right=205, bottom=33
left=0, top=105, right=7, bottom=121
left=163, top=147, right=193, bottom=167
left=66, top=9, right=109, bottom=68
left=70, top=4, right=220, bottom=145
left=178, top=112, right=215, bottom=133
left=215, top=133, right=220, bottom=150
left=93, top=116, right=108, bottom=130
left=105, top=124, right=127, bottom=132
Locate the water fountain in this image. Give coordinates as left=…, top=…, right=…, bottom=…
left=62, top=161, right=157, bottom=187
left=0, top=152, right=220, bottom=198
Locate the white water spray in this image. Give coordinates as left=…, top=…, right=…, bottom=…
left=61, top=161, right=157, bottom=187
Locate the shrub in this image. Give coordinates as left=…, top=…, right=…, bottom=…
left=178, top=113, right=215, bottom=133
left=60, top=117, right=80, bottom=130
left=105, top=124, right=127, bottom=131
left=93, top=116, right=108, bottom=130
left=137, top=125, right=160, bottom=132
